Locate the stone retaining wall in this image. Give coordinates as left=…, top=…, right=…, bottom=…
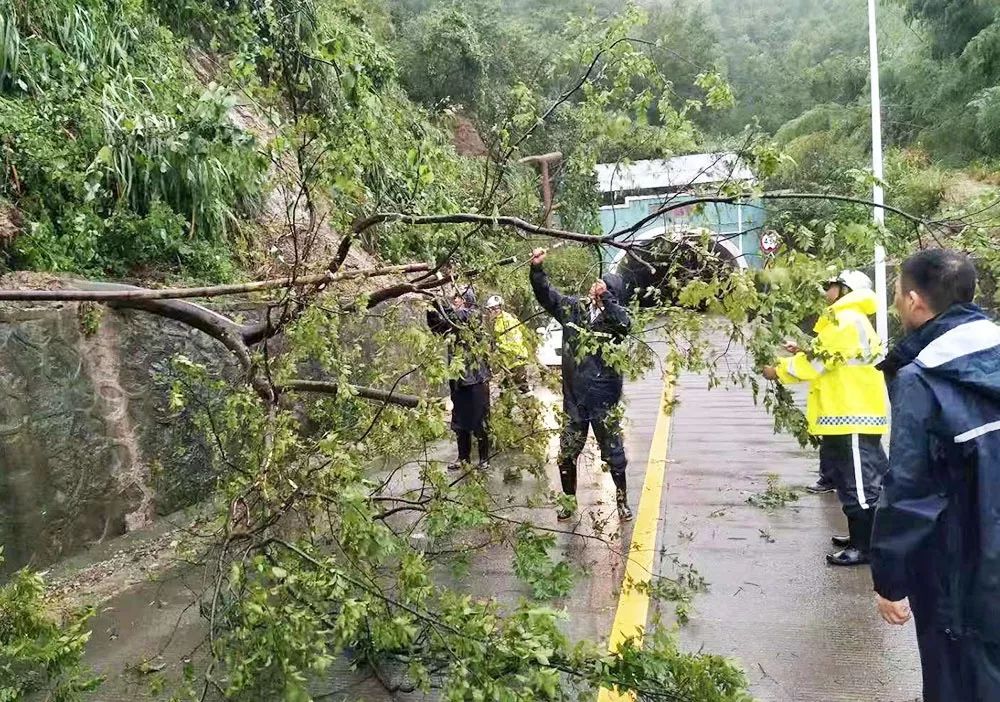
left=0, top=296, right=433, bottom=577
left=0, top=303, right=229, bottom=576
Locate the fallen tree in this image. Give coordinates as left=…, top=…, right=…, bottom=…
left=4, top=0, right=978, bottom=700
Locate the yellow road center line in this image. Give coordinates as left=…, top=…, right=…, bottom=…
left=597, top=374, right=675, bottom=702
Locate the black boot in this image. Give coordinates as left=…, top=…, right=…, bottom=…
left=616, top=489, right=633, bottom=521
left=608, top=468, right=632, bottom=521
left=851, top=509, right=874, bottom=553
left=451, top=431, right=472, bottom=471
left=558, top=462, right=577, bottom=496
left=827, top=513, right=871, bottom=566
left=831, top=534, right=850, bottom=548
left=477, top=433, right=490, bottom=471
left=557, top=463, right=577, bottom=520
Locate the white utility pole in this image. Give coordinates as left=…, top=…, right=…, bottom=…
left=868, top=0, right=891, bottom=450
left=868, top=0, right=889, bottom=350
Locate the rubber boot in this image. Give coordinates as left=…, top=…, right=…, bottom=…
left=615, top=489, right=633, bottom=521
left=826, top=513, right=871, bottom=566
left=853, top=509, right=873, bottom=553
left=557, top=462, right=577, bottom=521
left=477, top=434, right=490, bottom=471
left=450, top=431, right=473, bottom=470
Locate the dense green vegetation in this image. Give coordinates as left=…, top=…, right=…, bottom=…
left=0, top=0, right=267, bottom=278
left=0, top=549, right=99, bottom=700
left=4, top=0, right=1000, bottom=700
left=0, top=0, right=731, bottom=281
left=384, top=0, right=1000, bottom=276
left=9, top=0, right=997, bottom=279
left=0, top=1, right=759, bottom=701
left=6, top=0, right=1000, bottom=282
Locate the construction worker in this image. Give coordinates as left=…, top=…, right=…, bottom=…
left=529, top=247, right=633, bottom=522
left=872, top=249, right=1000, bottom=701
left=427, top=287, right=491, bottom=471
left=484, top=295, right=530, bottom=394
left=762, top=270, right=889, bottom=566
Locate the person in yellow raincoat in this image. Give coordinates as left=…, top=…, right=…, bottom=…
left=763, top=270, right=889, bottom=567
left=485, top=295, right=530, bottom=394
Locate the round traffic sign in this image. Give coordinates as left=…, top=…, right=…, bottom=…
left=760, top=230, right=781, bottom=254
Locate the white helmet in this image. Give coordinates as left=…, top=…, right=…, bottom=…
left=485, top=295, right=503, bottom=309
left=827, top=270, right=873, bottom=292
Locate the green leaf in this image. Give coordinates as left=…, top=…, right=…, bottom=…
left=96, top=145, right=114, bottom=165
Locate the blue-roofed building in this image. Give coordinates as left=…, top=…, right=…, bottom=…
left=597, top=153, right=766, bottom=270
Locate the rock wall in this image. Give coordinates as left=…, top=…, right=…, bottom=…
left=0, top=295, right=436, bottom=577
left=0, top=303, right=229, bottom=576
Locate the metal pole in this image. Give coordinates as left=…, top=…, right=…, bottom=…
left=868, top=0, right=889, bottom=349
left=869, top=0, right=891, bottom=450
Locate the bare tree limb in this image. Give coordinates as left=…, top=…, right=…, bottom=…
left=364, top=256, right=517, bottom=309
left=278, top=380, right=424, bottom=408
left=506, top=37, right=647, bottom=156
left=612, top=191, right=930, bottom=241
left=37, top=282, right=423, bottom=409
left=351, top=212, right=620, bottom=247
left=0, top=263, right=432, bottom=303
left=0, top=192, right=929, bottom=308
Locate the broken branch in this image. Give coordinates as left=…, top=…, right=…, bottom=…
left=279, top=380, right=424, bottom=408
left=0, top=263, right=432, bottom=303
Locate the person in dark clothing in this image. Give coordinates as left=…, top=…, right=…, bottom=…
left=871, top=249, right=1000, bottom=701
left=529, top=247, right=633, bottom=521
left=427, top=287, right=491, bottom=471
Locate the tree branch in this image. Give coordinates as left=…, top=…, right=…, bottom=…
left=0, top=263, right=432, bottom=303
left=364, top=256, right=517, bottom=309
left=352, top=212, right=619, bottom=247
left=612, top=191, right=930, bottom=241
left=507, top=37, right=649, bottom=156
left=278, top=380, right=424, bottom=408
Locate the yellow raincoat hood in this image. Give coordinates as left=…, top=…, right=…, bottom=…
left=814, top=289, right=879, bottom=331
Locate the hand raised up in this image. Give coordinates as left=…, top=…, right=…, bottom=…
left=589, top=280, right=608, bottom=304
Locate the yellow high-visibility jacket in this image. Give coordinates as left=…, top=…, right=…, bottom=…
left=777, top=289, right=888, bottom=436
left=492, top=311, right=530, bottom=367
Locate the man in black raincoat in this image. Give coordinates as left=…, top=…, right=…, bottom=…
left=427, top=287, right=491, bottom=470
left=871, top=249, right=1000, bottom=701
left=529, top=248, right=633, bottom=521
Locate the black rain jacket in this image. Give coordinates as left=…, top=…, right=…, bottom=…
left=530, top=264, right=631, bottom=422
left=872, top=304, right=1000, bottom=641
left=426, top=290, right=490, bottom=387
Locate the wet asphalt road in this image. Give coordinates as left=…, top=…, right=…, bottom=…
left=657, top=346, right=921, bottom=702
left=73, top=341, right=922, bottom=701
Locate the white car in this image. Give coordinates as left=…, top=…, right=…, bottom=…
left=536, top=319, right=563, bottom=368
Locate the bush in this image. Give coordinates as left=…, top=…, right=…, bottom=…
left=0, top=549, right=101, bottom=700
left=0, top=0, right=264, bottom=279
left=885, top=148, right=947, bottom=219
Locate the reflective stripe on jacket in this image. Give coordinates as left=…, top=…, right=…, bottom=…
left=492, top=311, right=529, bottom=367
left=871, top=304, right=1000, bottom=641
left=776, top=289, right=888, bottom=436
